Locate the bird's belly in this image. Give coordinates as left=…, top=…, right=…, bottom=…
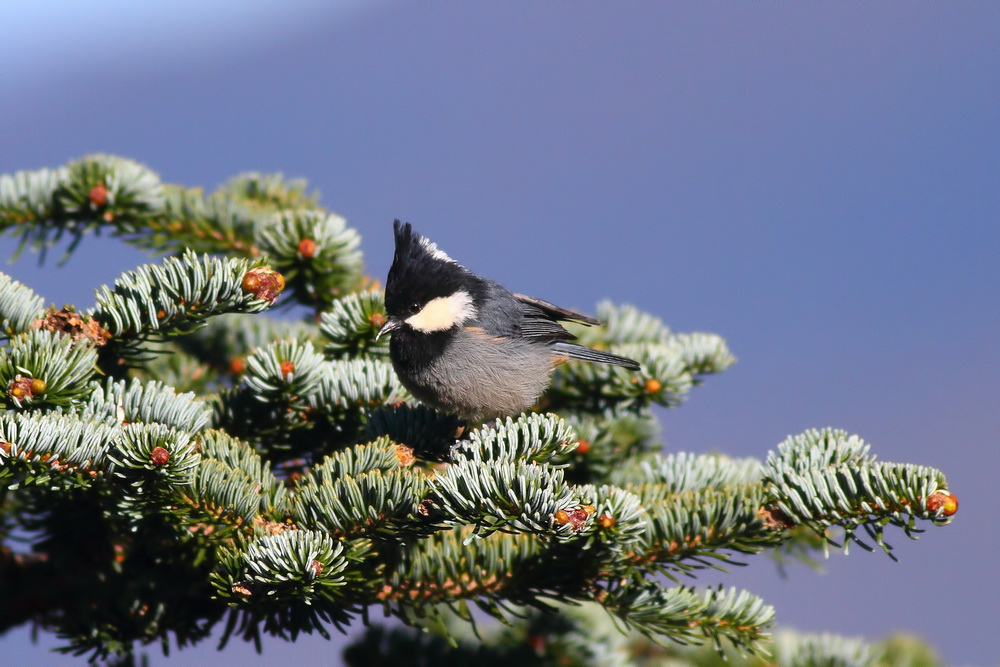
left=398, top=339, right=553, bottom=421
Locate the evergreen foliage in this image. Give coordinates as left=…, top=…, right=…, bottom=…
left=0, top=156, right=956, bottom=665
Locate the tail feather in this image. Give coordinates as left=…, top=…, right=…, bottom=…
left=553, top=343, right=641, bottom=370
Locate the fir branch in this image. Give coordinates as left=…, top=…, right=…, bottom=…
left=0, top=412, right=114, bottom=485
left=319, top=290, right=390, bottom=360
left=186, top=458, right=276, bottom=529
left=197, top=429, right=286, bottom=498
left=0, top=328, right=99, bottom=409
left=763, top=428, right=956, bottom=557
left=670, top=332, right=738, bottom=376
left=142, top=184, right=266, bottom=256
left=630, top=486, right=782, bottom=572
left=0, top=165, right=69, bottom=232
left=570, top=483, right=647, bottom=548
left=0, top=155, right=164, bottom=262
left=176, top=312, right=320, bottom=376
left=377, top=529, right=540, bottom=607
left=310, top=436, right=409, bottom=479
left=604, top=583, right=774, bottom=653
left=0, top=272, right=46, bottom=339
left=106, top=423, right=200, bottom=502
left=218, top=172, right=319, bottom=211
left=129, top=345, right=218, bottom=394
left=83, top=377, right=213, bottom=434
left=573, top=301, right=673, bottom=346
left=257, top=210, right=364, bottom=310
left=457, top=413, right=578, bottom=466
left=208, top=386, right=314, bottom=457
left=770, top=629, right=875, bottom=666
left=242, top=339, right=326, bottom=408
left=549, top=341, right=694, bottom=413
left=183, top=430, right=287, bottom=527
left=89, top=249, right=281, bottom=340
left=213, top=529, right=358, bottom=638
left=364, top=403, right=464, bottom=463
left=564, top=411, right=661, bottom=484
left=429, top=458, right=575, bottom=538
left=613, top=451, right=763, bottom=492
left=307, top=358, right=406, bottom=414
left=292, top=449, right=428, bottom=538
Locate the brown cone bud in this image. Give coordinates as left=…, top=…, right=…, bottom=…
left=926, top=491, right=959, bottom=516
left=88, top=182, right=108, bottom=207
left=241, top=267, right=286, bottom=303
left=150, top=446, right=170, bottom=466
left=298, top=238, right=317, bottom=258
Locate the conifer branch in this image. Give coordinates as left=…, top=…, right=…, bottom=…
left=257, top=210, right=364, bottom=310
left=320, top=289, right=390, bottom=359
left=0, top=329, right=99, bottom=409
left=83, top=377, right=213, bottom=433
left=604, top=583, right=774, bottom=652
left=90, top=249, right=281, bottom=340
left=763, top=428, right=956, bottom=557
left=0, top=272, right=46, bottom=339
left=0, top=157, right=958, bottom=663
left=0, top=412, right=114, bottom=486
left=0, top=155, right=164, bottom=262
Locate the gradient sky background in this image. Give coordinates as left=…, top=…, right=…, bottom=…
left=2, top=2, right=998, bottom=665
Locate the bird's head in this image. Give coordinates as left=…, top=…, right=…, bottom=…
left=378, top=221, right=481, bottom=340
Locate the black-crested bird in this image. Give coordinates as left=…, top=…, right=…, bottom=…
left=377, top=221, right=640, bottom=421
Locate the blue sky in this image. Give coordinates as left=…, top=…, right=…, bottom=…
left=2, top=2, right=998, bottom=664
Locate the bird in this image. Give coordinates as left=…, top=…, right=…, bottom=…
left=376, top=221, right=641, bottom=422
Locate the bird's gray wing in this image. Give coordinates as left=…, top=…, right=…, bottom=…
left=514, top=293, right=597, bottom=343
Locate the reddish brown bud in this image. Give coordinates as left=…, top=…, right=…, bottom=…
left=758, top=505, right=796, bottom=531
left=575, top=439, right=591, bottom=455
left=926, top=491, right=959, bottom=516
left=555, top=506, right=594, bottom=532
left=150, top=446, right=170, bottom=466
left=231, top=583, right=252, bottom=598
left=417, top=499, right=434, bottom=517
left=241, top=267, right=285, bottom=303
left=394, top=444, right=415, bottom=467
left=229, top=357, right=246, bottom=375
left=369, top=312, right=387, bottom=329
left=280, top=360, right=295, bottom=378
left=8, top=376, right=43, bottom=403
left=33, top=308, right=111, bottom=346
left=308, top=560, right=323, bottom=577
left=598, top=514, right=616, bottom=529
left=297, top=238, right=317, bottom=258
left=644, top=378, right=662, bottom=394
left=88, top=182, right=108, bottom=207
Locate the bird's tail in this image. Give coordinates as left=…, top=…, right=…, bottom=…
left=553, top=343, right=641, bottom=370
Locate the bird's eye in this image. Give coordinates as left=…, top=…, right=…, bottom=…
left=407, top=302, right=420, bottom=314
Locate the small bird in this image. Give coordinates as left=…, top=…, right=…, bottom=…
left=377, top=221, right=640, bottom=421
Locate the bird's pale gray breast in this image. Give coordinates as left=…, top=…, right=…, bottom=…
left=403, top=329, right=554, bottom=421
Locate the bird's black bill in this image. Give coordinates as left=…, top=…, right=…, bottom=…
left=376, top=318, right=403, bottom=341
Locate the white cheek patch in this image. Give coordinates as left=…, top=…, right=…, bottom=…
left=406, top=290, right=475, bottom=333
left=419, top=237, right=455, bottom=263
